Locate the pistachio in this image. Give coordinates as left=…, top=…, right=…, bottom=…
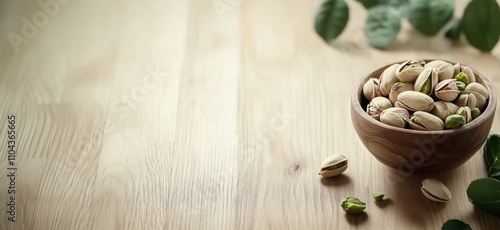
left=434, top=79, right=460, bottom=102
left=319, top=154, right=348, bottom=177
left=471, top=108, right=481, bottom=120
left=445, top=114, right=466, bottom=129
left=454, top=93, right=477, bottom=109
left=430, top=101, right=459, bottom=121
left=396, top=59, right=425, bottom=82
left=434, top=62, right=454, bottom=81
left=453, top=64, right=476, bottom=83
left=465, top=82, right=489, bottom=99
left=425, top=60, right=448, bottom=69
left=389, top=82, right=414, bottom=104
left=395, top=91, right=434, bottom=112
left=373, top=193, right=385, bottom=201
left=414, top=68, right=438, bottom=95
left=468, top=91, right=487, bottom=111
left=366, top=97, right=393, bottom=120
left=363, top=78, right=382, bottom=101
left=454, top=72, right=470, bottom=85
left=379, top=64, right=400, bottom=96
left=341, top=197, right=366, bottom=214
left=461, top=66, right=476, bottom=83
left=380, top=107, right=409, bottom=128
left=457, top=106, right=472, bottom=123
left=421, top=178, right=452, bottom=202
left=456, top=81, right=466, bottom=91
left=409, top=111, right=444, bottom=131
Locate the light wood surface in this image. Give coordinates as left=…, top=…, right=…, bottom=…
left=1, top=0, right=500, bottom=229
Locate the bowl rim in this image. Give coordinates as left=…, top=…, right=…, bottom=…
left=352, top=59, right=497, bottom=135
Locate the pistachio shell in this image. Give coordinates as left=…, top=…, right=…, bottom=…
left=434, top=62, right=454, bottom=81
left=426, top=60, right=449, bottom=69
left=367, top=97, right=393, bottom=120
left=380, top=107, right=409, bottom=128
left=319, top=154, right=348, bottom=177
left=363, top=78, right=382, bottom=101
left=468, top=91, right=487, bottom=111
left=430, top=101, right=459, bottom=121
left=434, top=79, right=460, bottom=102
left=421, top=178, right=452, bottom=202
left=465, top=82, right=489, bottom=99
left=396, top=59, right=425, bottom=83
left=461, top=66, right=476, bottom=83
left=389, top=82, right=414, bottom=104
left=454, top=93, right=477, bottom=109
left=379, top=64, right=400, bottom=96
left=453, top=63, right=461, bottom=76
left=414, top=68, right=438, bottom=95
left=395, top=91, right=434, bottom=112
left=457, top=106, right=472, bottom=123
left=409, top=111, right=444, bottom=131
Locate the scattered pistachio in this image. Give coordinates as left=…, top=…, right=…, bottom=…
left=421, top=178, right=452, bottom=202
left=341, top=197, right=366, bottom=214
left=319, top=154, right=348, bottom=177
left=373, top=193, right=385, bottom=201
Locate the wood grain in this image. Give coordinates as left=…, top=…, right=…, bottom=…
left=0, top=0, right=500, bottom=229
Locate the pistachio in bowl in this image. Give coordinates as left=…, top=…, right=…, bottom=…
left=351, top=59, right=496, bottom=172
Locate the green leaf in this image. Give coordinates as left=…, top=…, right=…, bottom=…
left=356, top=0, right=385, bottom=9
left=462, top=0, right=500, bottom=52
left=484, top=133, right=500, bottom=169
left=444, top=18, right=461, bottom=41
left=442, top=219, right=472, bottom=230
left=314, top=0, right=349, bottom=43
left=364, top=4, right=401, bottom=49
left=467, top=178, right=500, bottom=216
left=407, top=0, right=454, bottom=36
left=489, top=160, right=500, bottom=179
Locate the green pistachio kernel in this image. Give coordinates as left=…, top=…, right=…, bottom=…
left=455, top=72, right=469, bottom=85
left=445, top=114, right=466, bottom=129
left=471, top=108, right=481, bottom=120
left=341, top=197, right=366, bottom=214
left=373, top=193, right=385, bottom=201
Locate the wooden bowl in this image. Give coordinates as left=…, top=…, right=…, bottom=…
left=351, top=60, right=497, bottom=173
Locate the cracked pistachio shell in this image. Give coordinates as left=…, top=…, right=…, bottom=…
left=465, top=83, right=489, bottom=99
left=367, top=97, right=393, bottom=120
left=319, top=154, right=348, bottom=177
left=414, top=68, right=438, bottom=95
left=457, top=106, right=472, bottom=123
left=454, top=93, right=477, bottom=109
left=389, top=82, right=414, bottom=104
left=434, top=79, right=460, bottom=102
left=363, top=78, right=382, bottom=101
left=430, top=101, right=459, bottom=121
left=421, top=179, right=452, bottom=202
left=425, top=60, right=448, bottom=69
left=461, top=66, right=476, bottom=84
left=396, top=59, right=425, bottom=83
left=434, top=62, right=454, bottom=81
left=380, top=107, right=409, bottom=128
left=453, top=64, right=476, bottom=83
left=468, top=91, right=487, bottom=111
left=379, top=64, right=400, bottom=96
left=409, top=111, right=444, bottom=131
left=395, top=91, right=434, bottom=112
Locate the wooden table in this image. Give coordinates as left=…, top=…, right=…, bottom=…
left=1, top=0, right=500, bottom=229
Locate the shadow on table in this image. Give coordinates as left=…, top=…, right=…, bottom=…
left=385, top=168, right=454, bottom=228
left=344, top=212, right=368, bottom=225
left=320, top=174, right=351, bottom=187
